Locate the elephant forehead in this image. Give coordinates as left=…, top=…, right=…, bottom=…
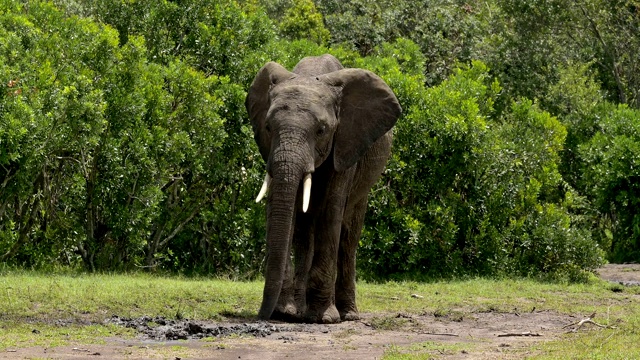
left=270, top=83, right=336, bottom=107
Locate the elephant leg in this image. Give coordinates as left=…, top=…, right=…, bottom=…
left=336, top=197, right=368, bottom=321
left=335, top=131, right=392, bottom=321
left=293, top=212, right=314, bottom=317
left=304, top=169, right=353, bottom=324
left=305, top=225, right=341, bottom=323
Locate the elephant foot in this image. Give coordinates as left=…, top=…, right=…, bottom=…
left=339, top=309, right=360, bottom=321
left=272, top=302, right=302, bottom=322
left=337, top=302, right=359, bottom=321
left=304, top=303, right=341, bottom=324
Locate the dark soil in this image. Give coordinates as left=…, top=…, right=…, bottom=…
left=105, top=315, right=283, bottom=340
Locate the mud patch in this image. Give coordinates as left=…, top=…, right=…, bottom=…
left=105, top=315, right=287, bottom=340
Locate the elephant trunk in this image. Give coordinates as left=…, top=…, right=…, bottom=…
left=258, top=155, right=307, bottom=320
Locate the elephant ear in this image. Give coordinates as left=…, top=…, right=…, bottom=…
left=320, top=69, right=402, bottom=172
left=246, top=62, right=295, bottom=162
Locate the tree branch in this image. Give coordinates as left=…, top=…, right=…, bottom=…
left=157, top=198, right=207, bottom=249
left=577, top=3, right=627, bottom=103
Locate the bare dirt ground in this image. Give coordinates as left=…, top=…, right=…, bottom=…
left=3, top=264, right=639, bottom=360
left=596, top=263, right=640, bottom=286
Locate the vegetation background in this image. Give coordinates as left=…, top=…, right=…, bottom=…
left=1, top=0, right=639, bottom=281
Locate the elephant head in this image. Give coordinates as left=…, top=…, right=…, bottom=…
left=246, top=57, right=401, bottom=320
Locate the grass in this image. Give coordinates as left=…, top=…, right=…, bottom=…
left=383, top=341, right=474, bottom=359
left=1, top=270, right=639, bottom=358
left=0, top=271, right=262, bottom=323
left=529, top=306, right=640, bottom=360
left=357, top=277, right=639, bottom=315
left=0, top=322, right=134, bottom=351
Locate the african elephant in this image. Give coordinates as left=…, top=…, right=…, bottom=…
left=246, top=54, right=401, bottom=323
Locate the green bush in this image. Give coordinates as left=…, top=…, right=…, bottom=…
left=0, top=1, right=616, bottom=278
left=279, top=0, right=330, bottom=45
left=317, top=0, right=490, bottom=86
left=56, top=0, right=276, bottom=85
left=0, top=1, right=262, bottom=273
left=359, top=57, right=604, bottom=280
left=579, top=103, right=640, bottom=262
left=0, top=1, right=121, bottom=267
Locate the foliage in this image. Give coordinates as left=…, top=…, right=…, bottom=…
left=359, top=53, right=603, bottom=279
left=0, top=0, right=119, bottom=267
left=0, top=0, right=635, bottom=278
left=543, top=60, right=640, bottom=263
left=490, top=0, right=640, bottom=109
left=579, top=104, right=640, bottom=262
left=57, top=0, right=276, bottom=85
left=545, top=62, right=603, bottom=187
left=278, top=0, right=330, bottom=45
left=0, top=1, right=263, bottom=273
left=316, top=0, right=492, bottom=87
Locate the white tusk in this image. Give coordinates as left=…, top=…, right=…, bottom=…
left=302, top=174, right=311, bottom=213
left=256, top=173, right=271, bottom=203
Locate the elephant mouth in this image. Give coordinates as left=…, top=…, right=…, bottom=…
left=256, top=173, right=312, bottom=213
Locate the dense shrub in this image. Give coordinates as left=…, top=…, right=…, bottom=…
left=358, top=53, right=604, bottom=279
left=0, top=0, right=628, bottom=279
left=316, top=0, right=491, bottom=87
left=579, top=104, right=640, bottom=262
left=278, top=0, right=330, bottom=45
left=56, top=0, right=276, bottom=86
left=0, top=1, right=261, bottom=272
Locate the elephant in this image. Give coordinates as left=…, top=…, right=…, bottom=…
left=246, top=54, right=401, bottom=323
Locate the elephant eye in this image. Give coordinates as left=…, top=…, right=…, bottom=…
left=316, top=125, right=326, bottom=137
left=265, top=123, right=271, bottom=133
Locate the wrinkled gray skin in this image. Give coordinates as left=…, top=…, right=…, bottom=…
left=246, top=55, right=401, bottom=323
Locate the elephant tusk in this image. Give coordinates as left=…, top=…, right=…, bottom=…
left=302, top=174, right=311, bottom=213
left=256, top=173, right=272, bottom=203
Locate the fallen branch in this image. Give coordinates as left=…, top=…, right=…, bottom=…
left=72, top=348, right=101, bottom=356
left=413, top=330, right=460, bottom=337
left=497, top=331, right=543, bottom=337
left=563, top=317, right=616, bottom=333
